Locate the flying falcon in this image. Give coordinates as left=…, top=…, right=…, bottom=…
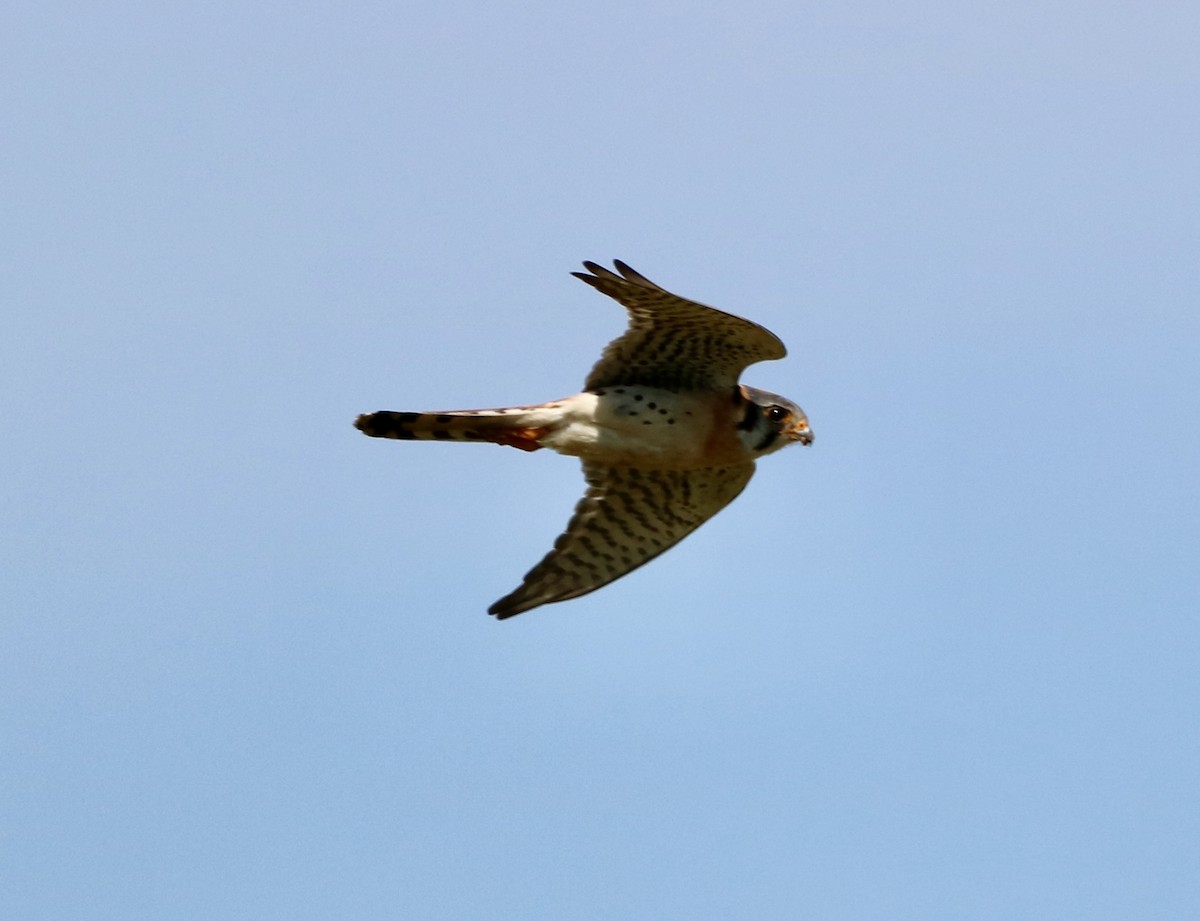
left=355, top=260, right=813, bottom=619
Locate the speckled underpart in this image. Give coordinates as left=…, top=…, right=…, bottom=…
left=353, top=259, right=812, bottom=619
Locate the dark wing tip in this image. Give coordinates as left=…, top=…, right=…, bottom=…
left=612, top=259, right=654, bottom=286
left=487, top=593, right=531, bottom=619
left=578, top=260, right=618, bottom=279
left=575, top=259, right=661, bottom=292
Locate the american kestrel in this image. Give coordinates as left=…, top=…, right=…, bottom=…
left=355, top=260, right=813, bottom=619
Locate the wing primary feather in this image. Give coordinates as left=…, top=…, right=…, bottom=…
left=579, top=260, right=621, bottom=282
left=612, top=259, right=656, bottom=287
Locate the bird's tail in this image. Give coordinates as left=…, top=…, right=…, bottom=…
left=354, top=406, right=551, bottom=452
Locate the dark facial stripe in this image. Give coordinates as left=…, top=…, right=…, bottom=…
left=737, top=400, right=762, bottom=431
left=753, top=430, right=779, bottom=453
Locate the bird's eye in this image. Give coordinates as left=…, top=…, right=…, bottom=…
left=767, top=405, right=789, bottom=423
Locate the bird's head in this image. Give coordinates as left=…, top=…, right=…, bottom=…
left=737, top=386, right=813, bottom=458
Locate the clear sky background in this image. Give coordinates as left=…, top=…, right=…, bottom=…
left=3, top=2, right=1198, bottom=919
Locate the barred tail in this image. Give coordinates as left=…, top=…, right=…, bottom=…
left=354, top=407, right=549, bottom=452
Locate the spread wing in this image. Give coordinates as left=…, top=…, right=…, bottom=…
left=488, top=461, right=754, bottom=619
left=574, top=260, right=786, bottom=392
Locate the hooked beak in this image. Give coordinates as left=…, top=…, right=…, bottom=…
left=789, top=420, right=814, bottom=446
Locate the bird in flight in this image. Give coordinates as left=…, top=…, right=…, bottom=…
left=355, top=260, right=813, bottom=619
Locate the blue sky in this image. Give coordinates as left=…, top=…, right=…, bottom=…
left=3, top=2, right=1198, bottom=918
